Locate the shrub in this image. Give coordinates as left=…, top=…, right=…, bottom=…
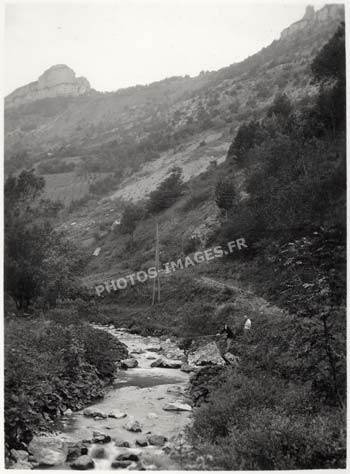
left=190, top=371, right=346, bottom=469
left=5, top=315, right=127, bottom=450
left=37, top=160, right=75, bottom=175
left=180, top=189, right=211, bottom=213
left=147, top=167, right=185, bottom=214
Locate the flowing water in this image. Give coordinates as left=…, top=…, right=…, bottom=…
left=50, top=326, right=192, bottom=470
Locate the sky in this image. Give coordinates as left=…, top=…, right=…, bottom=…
left=5, top=1, right=323, bottom=95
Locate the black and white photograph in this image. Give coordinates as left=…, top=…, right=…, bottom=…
left=3, top=0, right=347, bottom=470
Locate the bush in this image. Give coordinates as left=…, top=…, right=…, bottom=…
left=68, top=194, right=91, bottom=212
left=190, top=371, right=346, bottom=469
left=147, top=167, right=185, bottom=214
left=5, top=314, right=127, bottom=450
left=89, top=175, right=119, bottom=196
left=180, top=189, right=211, bottom=213
left=37, top=160, right=75, bottom=175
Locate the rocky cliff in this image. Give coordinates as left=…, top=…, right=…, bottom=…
left=280, top=4, right=344, bottom=40
left=5, top=65, right=91, bottom=109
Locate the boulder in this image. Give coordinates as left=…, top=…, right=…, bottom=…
left=147, top=412, right=158, bottom=419
left=150, top=358, right=182, bottom=369
left=224, top=352, right=240, bottom=366
left=116, top=453, right=139, bottom=462
left=134, top=461, right=147, bottom=471
left=90, top=446, right=107, bottom=459
left=29, top=436, right=68, bottom=466
left=146, top=346, right=161, bottom=352
left=131, top=348, right=144, bottom=354
left=160, top=340, right=185, bottom=360
left=70, top=455, right=95, bottom=470
left=121, top=358, right=139, bottom=369
left=147, top=435, right=167, bottom=447
left=180, top=363, right=196, bottom=373
left=108, top=410, right=127, bottom=419
left=92, top=431, right=111, bottom=444
left=83, top=407, right=108, bottom=419
left=64, top=408, right=73, bottom=416
left=163, top=349, right=186, bottom=361
left=123, top=419, right=142, bottom=432
left=187, top=342, right=225, bottom=367
left=114, top=440, right=130, bottom=448
left=10, top=449, right=29, bottom=462
left=64, top=439, right=83, bottom=462
left=135, top=437, right=148, bottom=447
left=163, top=402, right=192, bottom=412
left=111, top=460, right=132, bottom=469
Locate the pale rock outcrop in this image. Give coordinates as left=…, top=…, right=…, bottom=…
left=5, top=64, right=91, bottom=109
left=187, top=341, right=226, bottom=367
left=280, top=4, right=344, bottom=40
left=163, top=402, right=192, bottom=412
left=120, top=358, right=139, bottom=369
left=108, top=409, right=127, bottom=419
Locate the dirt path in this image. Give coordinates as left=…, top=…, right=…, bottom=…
left=196, top=275, right=286, bottom=319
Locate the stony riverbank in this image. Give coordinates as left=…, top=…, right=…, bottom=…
left=7, top=326, right=197, bottom=469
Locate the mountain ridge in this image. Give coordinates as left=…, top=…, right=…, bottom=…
left=5, top=4, right=344, bottom=183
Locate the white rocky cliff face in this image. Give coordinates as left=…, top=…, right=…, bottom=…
left=5, top=64, right=91, bottom=108
left=280, top=4, right=344, bottom=40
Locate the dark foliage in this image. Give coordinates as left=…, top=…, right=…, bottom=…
left=189, top=25, right=346, bottom=470
left=214, top=178, right=236, bottom=217
left=147, top=167, right=186, bottom=214
left=4, top=170, right=84, bottom=309
left=4, top=315, right=128, bottom=450
left=227, top=121, right=265, bottom=167
left=120, top=203, right=145, bottom=242
left=37, top=159, right=75, bottom=175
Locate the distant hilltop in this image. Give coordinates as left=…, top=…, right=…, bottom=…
left=280, top=4, right=344, bottom=40
left=5, top=64, right=91, bottom=109
left=5, top=5, right=344, bottom=110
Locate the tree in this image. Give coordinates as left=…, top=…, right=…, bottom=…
left=215, top=178, right=236, bottom=219
left=147, top=167, right=185, bottom=214
left=311, top=24, right=346, bottom=136
left=119, top=203, right=144, bottom=243
left=4, top=170, right=83, bottom=310
left=311, top=23, right=345, bottom=84
left=267, top=93, right=292, bottom=120
left=227, top=121, right=264, bottom=167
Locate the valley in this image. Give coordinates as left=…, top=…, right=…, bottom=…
left=4, top=4, right=346, bottom=471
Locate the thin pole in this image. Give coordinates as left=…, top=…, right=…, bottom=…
left=156, top=222, right=160, bottom=303
left=152, top=221, right=157, bottom=305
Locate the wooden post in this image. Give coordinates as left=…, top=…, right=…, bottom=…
left=156, top=223, right=160, bottom=303
left=152, top=221, right=161, bottom=305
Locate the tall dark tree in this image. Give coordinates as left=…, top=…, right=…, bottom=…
left=120, top=203, right=144, bottom=243
left=5, top=169, right=83, bottom=310
left=147, top=167, right=185, bottom=214
left=311, top=23, right=346, bottom=135
left=215, top=178, right=236, bottom=219
left=267, top=93, right=292, bottom=120
left=227, top=121, right=264, bottom=167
